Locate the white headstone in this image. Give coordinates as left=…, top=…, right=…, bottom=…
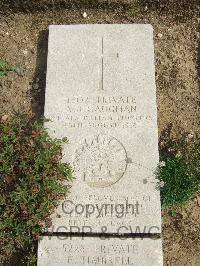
left=44, top=24, right=161, bottom=234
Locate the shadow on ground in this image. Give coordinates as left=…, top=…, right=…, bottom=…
left=32, top=30, right=49, bottom=118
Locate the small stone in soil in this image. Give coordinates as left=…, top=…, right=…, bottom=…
left=15, top=64, right=24, bottom=77
left=82, top=12, right=87, bottom=18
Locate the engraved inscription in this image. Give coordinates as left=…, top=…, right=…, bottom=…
left=73, top=134, right=127, bottom=187
left=54, top=95, right=153, bottom=129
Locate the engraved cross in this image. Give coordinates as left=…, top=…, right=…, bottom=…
left=99, top=37, right=119, bottom=91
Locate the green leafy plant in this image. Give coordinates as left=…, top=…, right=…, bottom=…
left=22, top=248, right=37, bottom=266
left=0, top=115, right=73, bottom=265
left=0, top=60, right=16, bottom=77
left=158, top=126, right=199, bottom=210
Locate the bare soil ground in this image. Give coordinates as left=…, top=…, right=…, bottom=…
left=0, top=2, right=199, bottom=266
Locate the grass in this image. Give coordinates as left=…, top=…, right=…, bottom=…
left=0, top=115, right=73, bottom=265
left=0, top=60, right=16, bottom=77
left=158, top=126, right=199, bottom=212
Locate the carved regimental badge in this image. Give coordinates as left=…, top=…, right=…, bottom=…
left=73, top=134, right=127, bottom=188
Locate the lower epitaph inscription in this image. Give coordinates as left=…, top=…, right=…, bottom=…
left=38, top=237, right=163, bottom=266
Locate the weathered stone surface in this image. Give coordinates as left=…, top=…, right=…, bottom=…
left=44, top=24, right=161, bottom=234
left=37, top=236, right=163, bottom=266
